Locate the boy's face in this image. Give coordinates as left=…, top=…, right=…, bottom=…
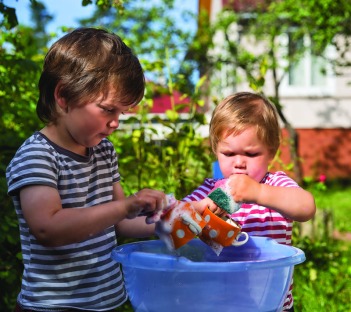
left=60, top=90, right=132, bottom=149
left=215, top=126, right=273, bottom=182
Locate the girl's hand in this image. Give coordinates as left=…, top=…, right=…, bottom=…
left=192, top=198, right=226, bottom=216
left=228, top=174, right=316, bottom=222
left=228, top=174, right=261, bottom=203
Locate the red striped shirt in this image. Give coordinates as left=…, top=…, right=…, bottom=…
left=182, top=171, right=298, bottom=310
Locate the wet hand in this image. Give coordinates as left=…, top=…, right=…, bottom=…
left=145, top=194, right=177, bottom=224
left=193, top=198, right=226, bottom=216
left=125, top=189, right=168, bottom=220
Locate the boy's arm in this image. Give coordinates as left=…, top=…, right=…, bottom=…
left=20, top=184, right=135, bottom=246
left=20, top=182, right=166, bottom=246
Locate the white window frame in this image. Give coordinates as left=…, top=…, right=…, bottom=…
left=279, top=33, right=336, bottom=97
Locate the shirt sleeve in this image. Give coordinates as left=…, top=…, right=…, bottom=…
left=182, top=178, right=216, bottom=201
left=6, top=142, right=58, bottom=196
left=266, top=171, right=299, bottom=188
left=106, top=141, right=120, bottom=184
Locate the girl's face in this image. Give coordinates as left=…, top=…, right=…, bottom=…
left=215, top=126, right=273, bottom=182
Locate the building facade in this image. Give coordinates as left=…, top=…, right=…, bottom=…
left=199, top=0, right=351, bottom=180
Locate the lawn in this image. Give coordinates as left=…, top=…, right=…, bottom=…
left=293, top=184, right=351, bottom=311
left=314, top=184, right=351, bottom=233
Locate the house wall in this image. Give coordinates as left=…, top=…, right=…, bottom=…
left=278, top=128, right=351, bottom=180
left=281, top=98, right=351, bottom=129
left=278, top=64, right=351, bottom=180
left=199, top=0, right=351, bottom=181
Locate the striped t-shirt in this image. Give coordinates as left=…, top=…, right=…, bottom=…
left=6, top=132, right=127, bottom=311
left=182, top=171, right=297, bottom=311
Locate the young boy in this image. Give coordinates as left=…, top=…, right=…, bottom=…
left=6, top=27, right=169, bottom=312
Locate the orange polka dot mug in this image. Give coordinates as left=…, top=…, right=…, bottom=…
left=157, top=202, right=249, bottom=254
left=156, top=201, right=207, bottom=250
left=199, top=208, right=249, bottom=254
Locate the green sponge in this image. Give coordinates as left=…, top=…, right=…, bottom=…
left=208, top=187, right=240, bottom=213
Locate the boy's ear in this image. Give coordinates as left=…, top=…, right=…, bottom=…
left=54, top=82, right=68, bottom=112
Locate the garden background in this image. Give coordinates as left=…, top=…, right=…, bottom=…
left=1, top=0, right=350, bottom=311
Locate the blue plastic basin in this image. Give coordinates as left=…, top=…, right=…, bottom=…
left=111, top=236, right=305, bottom=312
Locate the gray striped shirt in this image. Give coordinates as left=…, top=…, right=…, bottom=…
left=6, top=132, right=127, bottom=311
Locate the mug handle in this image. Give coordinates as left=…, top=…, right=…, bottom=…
left=232, top=232, right=249, bottom=247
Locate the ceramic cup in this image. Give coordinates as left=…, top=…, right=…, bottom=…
left=199, top=208, right=249, bottom=248
left=158, top=201, right=207, bottom=249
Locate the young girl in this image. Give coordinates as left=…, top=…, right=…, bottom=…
left=6, top=27, right=170, bottom=312
left=185, top=92, right=316, bottom=312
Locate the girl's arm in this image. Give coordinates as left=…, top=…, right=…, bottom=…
left=228, top=174, right=316, bottom=222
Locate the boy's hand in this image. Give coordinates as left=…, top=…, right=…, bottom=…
left=144, top=194, right=177, bottom=224
left=125, top=189, right=169, bottom=220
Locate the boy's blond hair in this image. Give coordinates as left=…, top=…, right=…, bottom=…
left=209, top=92, right=281, bottom=157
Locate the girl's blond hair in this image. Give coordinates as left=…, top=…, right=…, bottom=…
left=209, top=92, right=281, bottom=157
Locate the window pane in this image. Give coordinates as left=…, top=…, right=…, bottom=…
left=289, top=59, right=305, bottom=86
left=311, top=55, right=327, bottom=86
left=288, top=36, right=305, bottom=86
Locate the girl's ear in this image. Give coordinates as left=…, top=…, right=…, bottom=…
left=54, top=82, right=68, bottom=113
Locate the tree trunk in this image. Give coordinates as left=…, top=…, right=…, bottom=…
left=278, top=109, right=303, bottom=184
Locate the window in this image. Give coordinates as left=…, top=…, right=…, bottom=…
left=280, top=34, right=335, bottom=96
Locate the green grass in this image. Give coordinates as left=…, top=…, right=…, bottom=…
left=293, top=237, right=351, bottom=311
left=313, top=185, right=351, bottom=232
left=293, top=184, right=351, bottom=311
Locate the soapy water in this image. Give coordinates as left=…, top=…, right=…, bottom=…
left=181, top=213, right=203, bottom=235
left=155, top=201, right=203, bottom=251
left=137, top=239, right=243, bottom=262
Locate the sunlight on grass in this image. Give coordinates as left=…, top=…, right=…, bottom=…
left=315, top=187, right=351, bottom=232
